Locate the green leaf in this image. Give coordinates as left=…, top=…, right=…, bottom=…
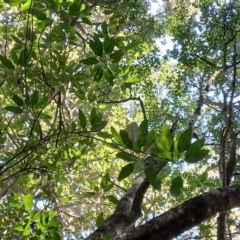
left=118, top=163, right=134, bottom=181
left=199, top=171, right=208, bottom=183
left=110, top=49, right=125, bottom=63
left=177, top=128, right=192, bottom=152
left=144, top=167, right=157, bottom=184
left=78, top=109, right=87, bottom=129
left=137, top=121, right=150, bottom=148
left=94, top=67, right=104, bottom=83
left=32, top=8, right=48, bottom=20
left=102, top=142, right=119, bottom=150
left=69, top=0, right=82, bottom=12
left=23, top=194, right=33, bottom=213
left=155, top=139, right=171, bottom=159
left=47, top=216, right=58, bottom=227
left=100, top=173, right=109, bottom=189
left=10, top=50, right=19, bottom=65
left=3, top=0, right=25, bottom=6
left=139, top=119, right=148, bottom=137
left=96, top=212, right=104, bottom=227
left=170, top=176, right=183, bottom=198
left=89, top=36, right=103, bottom=56
left=35, top=96, right=48, bottom=109
left=82, top=192, right=96, bottom=197
left=81, top=57, right=98, bottom=65
left=14, top=224, right=24, bottom=232
left=104, top=66, right=114, bottom=86
left=39, top=112, right=52, bottom=120
left=120, top=130, right=133, bottom=148
left=20, top=0, right=31, bottom=11
left=19, top=48, right=32, bottom=66
left=104, top=36, right=115, bottom=54
left=185, top=149, right=210, bottom=163
left=91, top=121, right=107, bottom=131
left=128, top=122, right=140, bottom=142
left=90, top=109, right=102, bottom=126
left=90, top=107, right=97, bottom=125
left=4, top=106, right=23, bottom=114
left=116, top=152, right=137, bottom=162
left=106, top=195, right=118, bottom=205
left=144, top=167, right=161, bottom=190
left=186, top=139, right=205, bottom=155
left=0, top=55, right=15, bottom=69
left=156, top=164, right=171, bottom=180
left=101, top=22, right=108, bottom=35
left=161, top=125, right=173, bottom=151
left=12, top=95, right=23, bottom=107
left=97, top=132, right=110, bottom=139
left=133, top=160, right=145, bottom=173
left=30, top=91, right=39, bottom=106
left=104, top=183, right=114, bottom=192
left=82, top=17, right=92, bottom=25
left=111, top=126, right=123, bottom=144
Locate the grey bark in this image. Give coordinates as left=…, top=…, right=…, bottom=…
left=116, top=185, right=240, bottom=240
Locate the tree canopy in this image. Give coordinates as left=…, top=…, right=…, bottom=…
left=0, top=0, right=240, bottom=239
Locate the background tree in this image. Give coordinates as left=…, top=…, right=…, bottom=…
left=0, top=0, right=240, bottom=239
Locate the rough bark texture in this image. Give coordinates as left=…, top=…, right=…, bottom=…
left=85, top=163, right=166, bottom=240
left=115, top=185, right=240, bottom=240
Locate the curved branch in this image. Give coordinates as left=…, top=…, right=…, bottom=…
left=116, top=184, right=240, bottom=240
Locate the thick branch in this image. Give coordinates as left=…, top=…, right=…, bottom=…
left=86, top=163, right=166, bottom=240
left=85, top=174, right=146, bottom=240
left=117, top=185, right=240, bottom=240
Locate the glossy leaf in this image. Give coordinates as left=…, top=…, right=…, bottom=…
left=104, top=36, right=115, bottom=54
left=32, top=8, right=48, bottom=20
left=94, top=67, right=104, bottom=83
left=101, top=22, right=108, bottom=35
left=89, top=36, right=103, bottom=57
left=69, top=0, right=82, bottom=12
left=4, top=106, right=23, bottom=114
left=144, top=167, right=161, bottom=190
left=30, top=91, right=39, bottom=106
left=120, top=130, right=133, bottom=148
left=133, top=160, right=145, bottom=173
left=106, top=195, right=118, bottom=205
left=170, top=176, right=183, bottom=198
left=156, top=139, right=171, bottom=159
left=118, top=163, right=134, bottom=181
left=111, top=126, right=123, bottom=144
left=185, top=149, right=210, bottom=163
left=96, top=212, right=104, bottom=227
left=177, top=128, right=192, bottom=152
left=144, top=167, right=157, bottom=185
left=0, top=55, right=14, bottom=69
left=91, top=121, right=107, bottom=131
left=161, top=125, right=173, bottom=151
left=23, top=194, right=33, bottom=213
left=116, top=152, right=137, bottom=162
left=20, top=0, right=31, bottom=11
left=100, top=173, right=110, bottom=189
left=89, top=107, right=97, bottom=125
left=156, top=164, right=171, bottom=180
left=12, top=95, right=23, bottom=106
left=104, top=67, right=114, bottom=86
left=3, top=0, right=25, bottom=5
left=110, top=49, right=125, bottom=63
left=186, top=139, right=205, bottom=155
left=81, top=57, right=98, bottom=65
left=199, top=171, right=208, bottom=183
left=78, top=109, right=86, bottom=129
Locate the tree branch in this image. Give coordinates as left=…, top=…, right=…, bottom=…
left=116, top=184, right=240, bottom=240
